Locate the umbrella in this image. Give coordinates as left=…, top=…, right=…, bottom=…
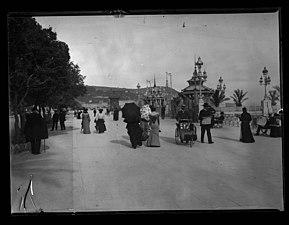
left=121, top=102, right=140, bottom=123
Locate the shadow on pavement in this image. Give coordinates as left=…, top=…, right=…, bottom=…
left=110, top=139, right=132, bottom=148
left=48, top=126, right=78, bottom=137
left=121, top=135, right=130, bottom=140
left=213, top=136, right=241, bottom=143
left=159, top=136, right=176, bottom=145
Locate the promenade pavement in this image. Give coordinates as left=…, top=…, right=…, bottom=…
left=10, top=110, right=284, bottom=213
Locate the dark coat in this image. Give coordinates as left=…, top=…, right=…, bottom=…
left=24, top=112, right=48, bottom=141
left=198, top=108, right=213, bottom=126
left=52, top=112, right=59, bottom=122
left=59, top=112, right=66, bottom=122
left=176, top=110, right=190, bottom=121
left=240, top=112, right=255, bottom=143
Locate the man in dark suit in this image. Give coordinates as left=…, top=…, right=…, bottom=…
left=199, top=102, right=214, bottom=144
left=176, top=105, right=190, bottom=121
left=59, top=109, right=66, bottom=130
left=24, top=106, right=48, bottom=154
left=51, top=110, right=59, bottom=131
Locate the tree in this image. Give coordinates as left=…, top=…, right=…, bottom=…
left=268, top=85, right=280, bottom=106
left=210, top=89, right=230, bottom=107
left=8, top=16, right=86, bottom=143
left=230, top=89, right=249, bottom=107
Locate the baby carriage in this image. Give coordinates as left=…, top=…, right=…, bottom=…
left=175, top=119, right=197, bottom=147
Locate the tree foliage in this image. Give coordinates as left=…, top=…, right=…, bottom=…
left=8, top=16, right=86, bottom=143
left=210, top=89, right=230, bottom=107
left=230, top=89, right=248, bottom=107
left=268, top=85, right=280, bottom=106
left=8, top=16, right=86, bottom=113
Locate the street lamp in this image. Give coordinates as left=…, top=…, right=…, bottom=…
left=195, top=57, right=207, bottom=99
left=137, top=83, right=141, bottom=104
left=217, top=76, right=226, bottom=92
left=259, top=67, right=271, bottom=99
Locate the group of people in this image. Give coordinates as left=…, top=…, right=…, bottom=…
left=51, top=109, right=66, bottom=131
left=176, top=102, right=269, bottom=144
left=123, top=103, right=161, bottom=149
left=76, top=108, right=107, bottom=134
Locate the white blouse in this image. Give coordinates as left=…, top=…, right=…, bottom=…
left=97, top=112, right=105, bottom=120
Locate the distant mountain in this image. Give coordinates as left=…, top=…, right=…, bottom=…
left=77, top=85, right=179, bottom=104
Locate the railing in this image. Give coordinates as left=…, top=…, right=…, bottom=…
left=223, top=113, right=261, bottom=129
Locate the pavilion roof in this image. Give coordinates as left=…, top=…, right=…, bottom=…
left=181, top=85, right=214, bottom=94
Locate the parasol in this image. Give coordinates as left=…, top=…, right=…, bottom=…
left=121, top=102, right=140, bottom=123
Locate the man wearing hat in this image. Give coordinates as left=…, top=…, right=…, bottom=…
left=176, top=104, right=190, bottom=121
left=198, top=102, right=214, bottom=144
left=24, top=106, right=48, bottom=154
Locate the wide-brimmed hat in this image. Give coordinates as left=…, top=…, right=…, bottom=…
left=203, top=103, right=209, bottom=107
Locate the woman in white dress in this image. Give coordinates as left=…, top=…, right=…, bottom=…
left=94, top=109, right=106, bottom=133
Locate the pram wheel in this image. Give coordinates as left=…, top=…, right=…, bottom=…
left=175, top=128, right=181, bottom=144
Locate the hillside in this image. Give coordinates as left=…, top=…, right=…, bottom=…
left=77, top=85, right=179, bottom=103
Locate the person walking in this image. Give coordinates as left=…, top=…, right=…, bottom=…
left=113, top=107, right=119, bottom=121
left=81, top=108, right=91, bottom=134
left=140, top=103, right=151, bottom=142
left=122, top=102, right=143, bottom=149
left=59, top=109, right=66, bottom=130
left=239, top=107, right=255, bottom=143
left=147, top=106, right=160, bottom=147
left=94, top=108, right=106, bottom=133
left=24, top=106, right=48, bottom=155
left=93, top=108, right=97, bottom=117
left=199, top=102, right=214, bottom=144
left=51, top=109, right=59, bottom=131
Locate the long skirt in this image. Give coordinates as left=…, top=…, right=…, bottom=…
left=126, top=122, right=142, bottom=148
left=240, top=122, right=255, bottom=143
left=96, top=119, right=106, bottom=133
left=82, top=119, right=91, bottom=134
left=147, top=123, right=160, bottom=147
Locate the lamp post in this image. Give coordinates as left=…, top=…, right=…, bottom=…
left=259, top=67, right=271, bottom=99
left=259, top=67, right=272, bottom=116
left=217, top=76, right=226, bottom=92
left=216, top=76, right=226, bottom=108
left=195, top=57, right=207, bottom=101
left=137, top=83, right=141, bottom=104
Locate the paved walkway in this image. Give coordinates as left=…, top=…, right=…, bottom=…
left=10, top=111, right=284, bottom=213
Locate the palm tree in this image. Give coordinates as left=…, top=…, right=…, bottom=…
left=268, top=85, right=280, bottom=106
left=230, top=89, right=249, bottom=107
left=210, top=89, right=230, bottom=107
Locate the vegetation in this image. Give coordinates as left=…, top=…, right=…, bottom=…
left=210, top=89, right=230, bottom=107
left=8, top=16, right=86, bottom=143
left=230, top=89, right=248, bottom=107
left=268, top=85, right=280, bottom=106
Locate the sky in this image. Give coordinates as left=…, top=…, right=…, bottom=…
left=35, top=12, right=280, bottom=105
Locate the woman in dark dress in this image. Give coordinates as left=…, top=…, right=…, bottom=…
left=122, top=103, right=142, bottom=149
left=239, top=107, right=255, bottom=143
left=113, top=108, right=119, bottom=121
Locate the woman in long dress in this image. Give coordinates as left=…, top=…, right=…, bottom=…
left=147, top=106, right=160, bottom=147
left=81, top=108, right=91, bottom=134
left=95, top=109, right=106, bottom=133
left=140, top=104, right=151, bottom=142
left=239, top=107, right=255, bottom=143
